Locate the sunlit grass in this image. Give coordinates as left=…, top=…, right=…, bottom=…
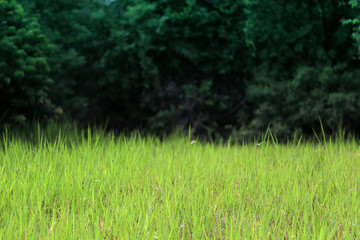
left=0, top=125, right=360, bottom=239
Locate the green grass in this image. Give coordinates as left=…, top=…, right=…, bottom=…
left=1, top=125, right=360, bottom=239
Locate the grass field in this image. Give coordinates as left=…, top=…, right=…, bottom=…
left=0, top=125, right=360, bottom=239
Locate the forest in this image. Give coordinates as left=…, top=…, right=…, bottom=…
left=1, top=0, right=360, bottom=140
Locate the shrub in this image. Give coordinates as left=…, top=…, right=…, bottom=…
left=244, top=65, right=360, bottom=139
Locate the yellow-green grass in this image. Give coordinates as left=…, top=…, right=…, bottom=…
left=0, top=127, right=359, bottom=239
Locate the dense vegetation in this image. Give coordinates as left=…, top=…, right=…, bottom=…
left=1, top=125, right=360, bottom=239
left=0, top=1, right=53, bottom=124
left=1, top=0, right=359, bottom=140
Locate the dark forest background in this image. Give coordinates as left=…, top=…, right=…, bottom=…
left=1, top=0, right=360, bottom=140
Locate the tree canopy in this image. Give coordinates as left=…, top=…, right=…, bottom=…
left=1, top=0, right=359, bottom=139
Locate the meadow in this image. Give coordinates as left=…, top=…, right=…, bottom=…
left=0, top=124, right=360, bottom=239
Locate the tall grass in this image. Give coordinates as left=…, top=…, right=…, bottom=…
left=0, top=124, right=359, bottom=239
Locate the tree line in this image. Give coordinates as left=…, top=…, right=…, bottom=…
left=1, top=0, right=359, bottom=140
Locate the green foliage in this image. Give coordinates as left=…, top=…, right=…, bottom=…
left=101, top=0, right=250, bottom=136
left=242, top=0, right=359, bottom=139
left=0, top=0, right=53, bottom=125
left=345, top=0, right=360, bottom=55
left=2, top=0, right=360, bottom=139
left=245, top=65, right=360, bottom=139
left=244, top=0, right=353, bottom=75
left=18, top=0, right=112, bottom=120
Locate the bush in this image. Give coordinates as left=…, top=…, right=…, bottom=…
left=244, top=65, right=360, bottom=139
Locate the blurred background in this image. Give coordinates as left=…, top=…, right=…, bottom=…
left=1, top=0, right=359, bottom=140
